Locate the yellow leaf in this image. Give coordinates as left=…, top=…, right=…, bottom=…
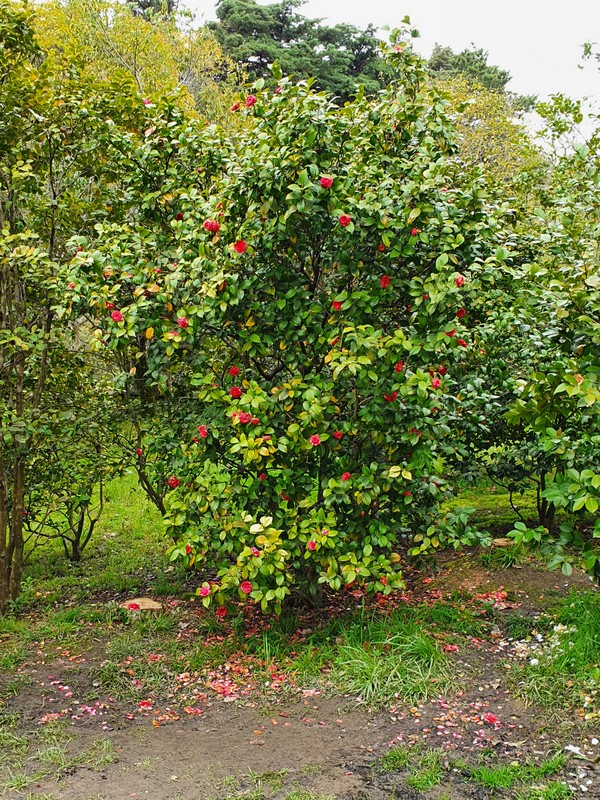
left=402, top=469, right=412, bottom=480
left=246, top=317, right=255, bottom=327
left=388, top=466, right=402, bottom=478
left=146, top=327, right=154, bottom=340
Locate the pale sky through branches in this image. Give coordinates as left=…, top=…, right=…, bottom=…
left=186, top=0, right=600, bottom=105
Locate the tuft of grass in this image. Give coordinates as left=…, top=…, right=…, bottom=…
left=331, top=617, right=454, bottom=707
left=405, top=749, right=443, bottom=791
left=467, top=754, right=566, bottom=789
left=379, top=745, right=412, bottom=773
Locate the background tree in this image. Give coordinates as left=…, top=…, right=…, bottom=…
left=209, top=0, right=389, bottom=101
left=428, top=43, right=536, bottom=112
left=36, top=0, right=239, bottom=122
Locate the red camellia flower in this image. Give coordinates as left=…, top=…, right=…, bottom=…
left=177, top=316, right=188, bottom=328
left=320, top=176, right=333, bottom=188
left=203, top=219, right=220, bottom=233
left=395, top=361, right=404, bottom=372
left=229, top=386, right=242, bottom=398
left=307, top=540, right=317, bottom=551
left=258, top=473, right=267, bottom=481
left=309, top=434, right=321, bottom=446
left=275, top=86, right=282, bottom=94
left=199, top=585, right=210, bottom=597
left=185, top=545, right=192, bottom=555
left=233, top=240, right=248, bottom=254
left=175, top=212, right=184, bottom=221
left=239, top=412, right=252, bottom=424
left=251, top=417, right=259, bottom=425
left=136, top=448, right=143, bottom=456
left=431, top=377, right=441, bottom=389
left=333, top=431, right=343, bottom=440
left=445, top=328, right=456, bottom=337
left=216, top=606, right=227, bottom=618
left=228, top=365, right=240, bottom=376
left=245, top=94, right=257, bottom=107
left=341, top=472, right=352, bottom=481
left=457, top=338, right=467, bottom=347
left=378, top=244, right=386, bottom=252
left=455, top=274, right=465, bottom=287
left=384, top=391, right=398, bottom=402
left=438, top=365, right=448, bottom=375
left=198, top=425, right=208, bottom=438
left=240, top=581, right=253, bottom=594
left=380, top=275, right=391, bottom=288
left=105, top=302, right=114, bottom=310
left=230, top=102, right=240, bottom=112
left=339, top=214, right=351, bottom=227
left=167, top=476, right=180, bottom=489
left=332, top=300, right=342, bottom=311
left=111, top=310, right=124, bottom=322
left=404, top=490, right=412, bottom=497
left=456, top=307, right=466, bottom=318
left=251, top=547, right=260, bottom=556
left=410, top=227, right=420, bottom=236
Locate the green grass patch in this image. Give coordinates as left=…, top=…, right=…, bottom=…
left=466, top=753, right=566, bottom=789
left=508, top=591, right=600, bottom=712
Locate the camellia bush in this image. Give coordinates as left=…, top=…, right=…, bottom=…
left=70, top=28, right=509, bottom=611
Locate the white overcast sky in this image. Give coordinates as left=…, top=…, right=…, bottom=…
left=186, top=0, right=600, bottom=105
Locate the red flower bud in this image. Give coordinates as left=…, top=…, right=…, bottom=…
left=251, top=547, right=260, bottom=556
left=198, top=425, right=208, bottom=438
left=395, top=361, right=404, bottom=372
left=339, top=214, right=351, bottom=227
left=341, top=472, right=352, bottom=481
left=229, top=386, right=242, bottom=398
left=167, top=476, right=180, bottom=489
left=228, top=366, right=240, bottom=376
left=384, top=392, right=398, bottom=402
left=240, top=580, right=253, bottom=594
left=233, top=240, right=248, bottom=254
left=332, top=300, right=342, bottom=311
left=230, top=102, right=241, bottom=112
left=177, top=316, right=188, bottom=328
left=111, top=310, right=124, bottom=322
left=251, top=417, right=259, bottom=425
left=457, top=338, right=467, bottom=347
left=410, top=227, right=420, bottom=236
left=307, top=540, right=317, bottom=551
left=455, top=274, right=465, bottom=287
left=380, top=275, right=391, bottom=288
left=245, top=95, right=257, bottom=107
left=378, top=244, right=386, bottom=252
left=203, top=219, right=220, bottom=233
left=309, top=434, right=321, bottom=446
left=320, top=176, right=333, bottom=188
left=175, top=212, right=184, bottom=221
left=456, top=307, right=466, bottom=318
left=431, top=377, right=441, bottom=389
left=258, top=473, right=267, bottom=481
left=333, top=431, right=343, bottom=440
left=185, top=545, right=192, bottom=555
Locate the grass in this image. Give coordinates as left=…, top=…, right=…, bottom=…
left=377, top=745, right=569, bottom=798
left=508, top=591, right=600, bottom=713
left=330, top=611, right=455, bottom=707
left=466, top=753, right=566, bottom=789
